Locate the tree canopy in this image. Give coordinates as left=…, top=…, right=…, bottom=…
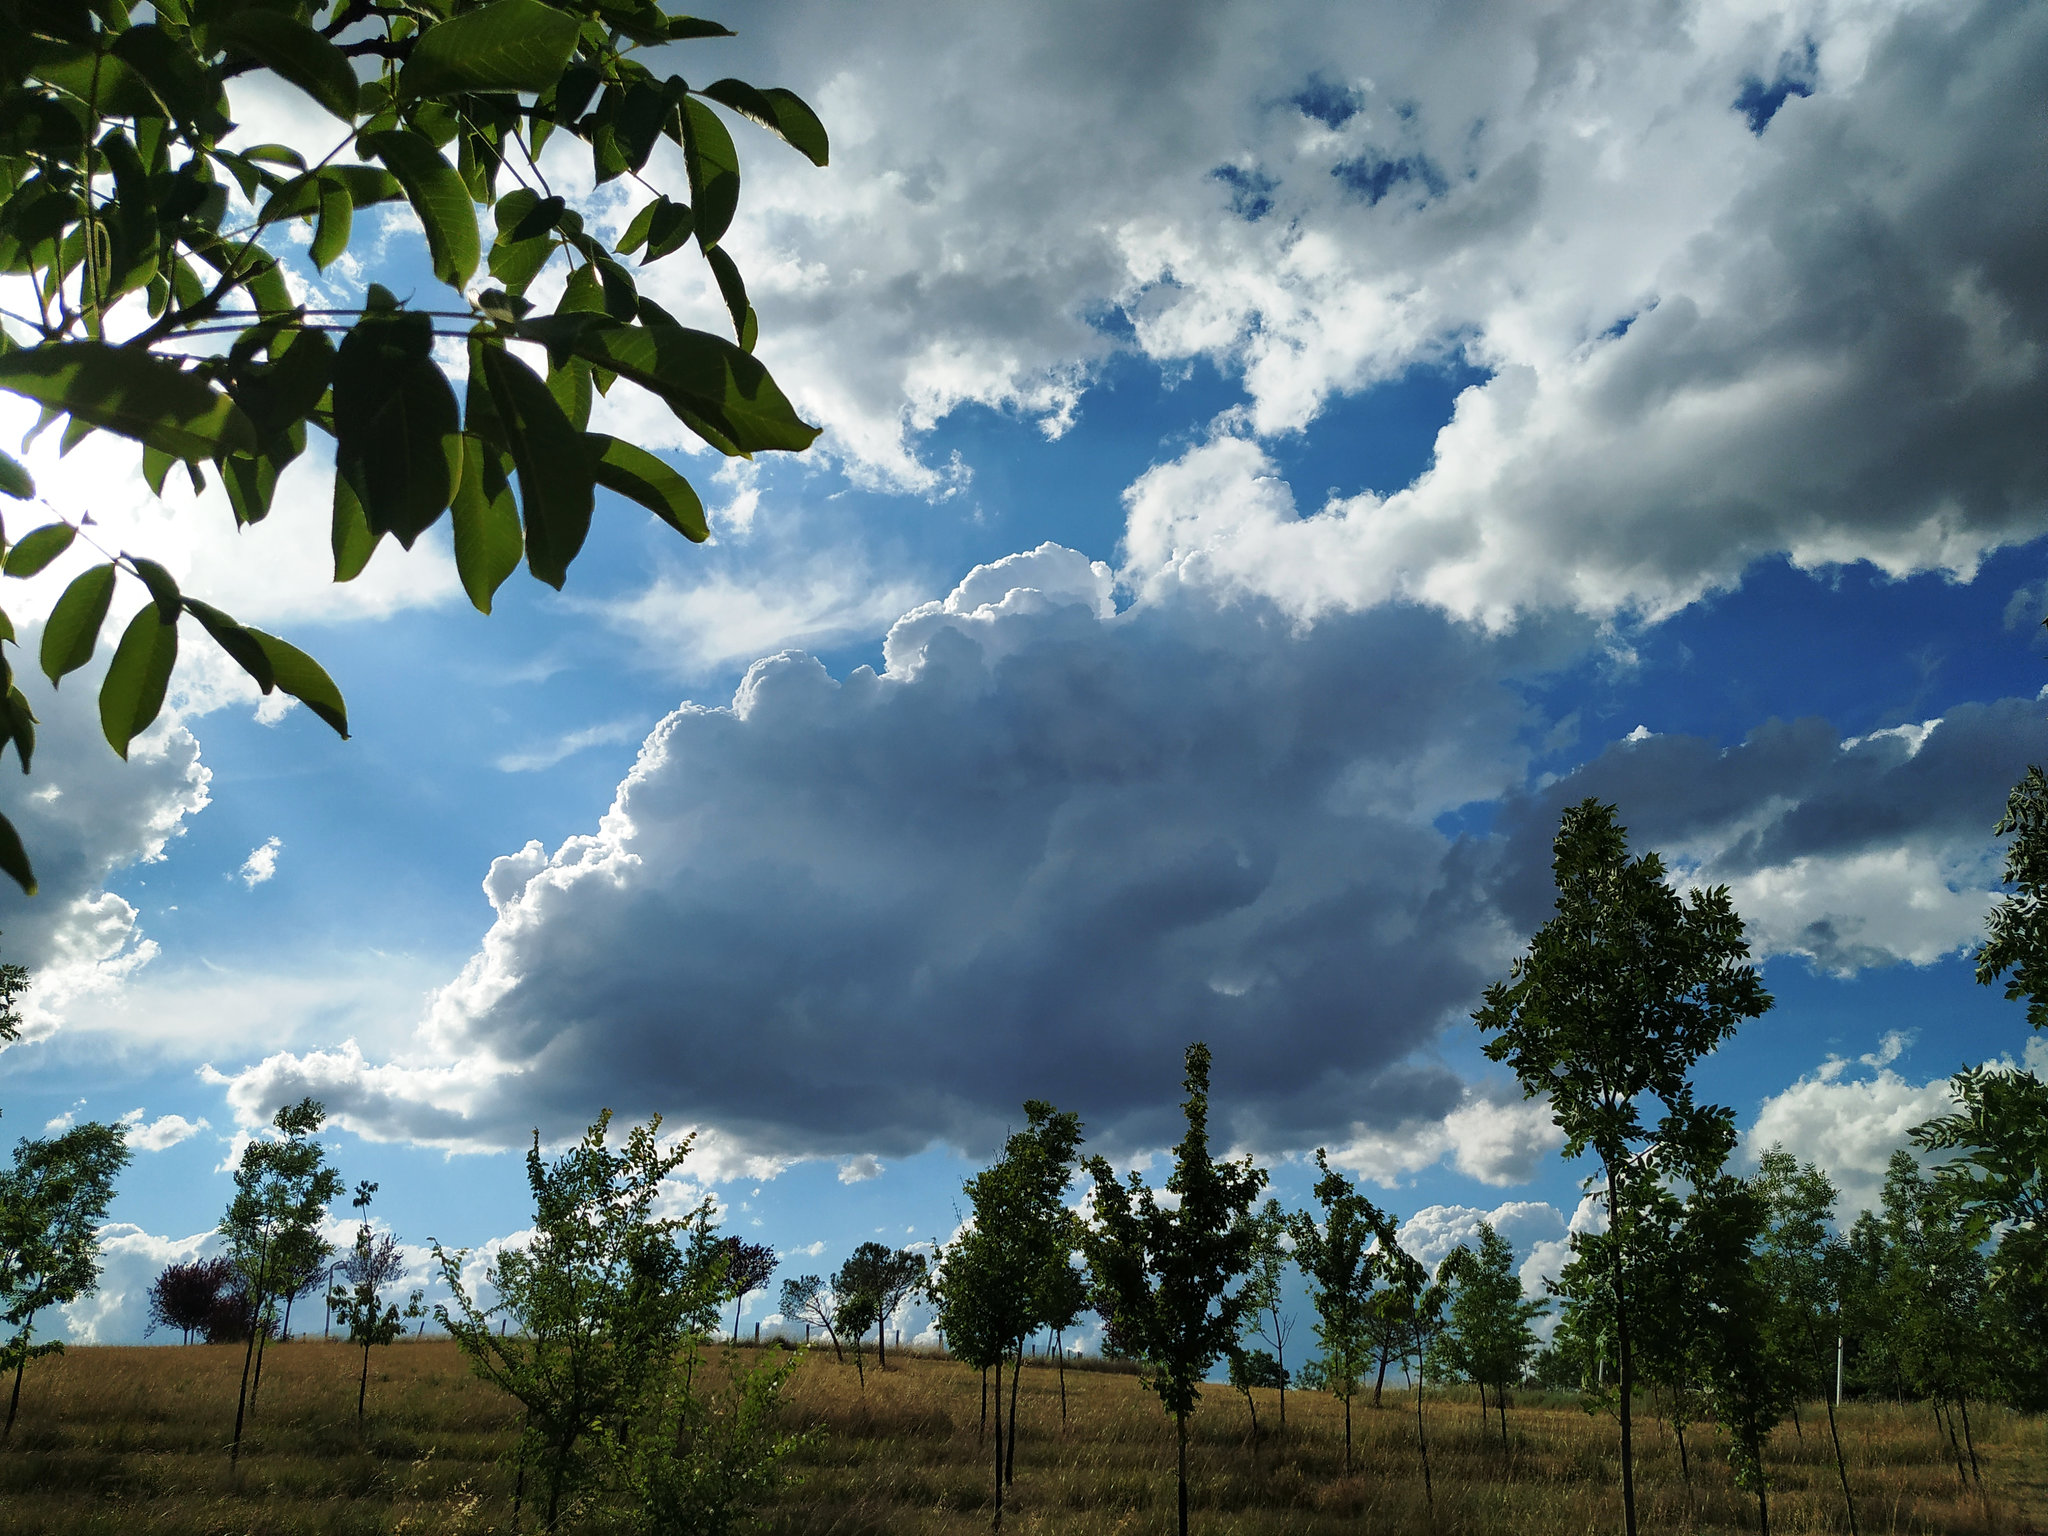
left=0, top=0, right=827, bottom=894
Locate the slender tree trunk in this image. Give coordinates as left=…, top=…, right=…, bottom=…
left=1610, top=1164, right=1639, bottom=1536
left=1276, top=1331, right=1287, bottom=1430
left=1756, top=1479, right=1770, bottom=1536
left=1343, top=1391, right=1353, bottom=1474
left=280, top=1289, right=295, bottom=1343
left=1005, top=1338, right=1022, bottom=1485
left=1374, top=1345, right=1390, bottom=1408
left=980, top=1365, right=988, bottom=1443
left=1939, top=1400, right=1968, bottom=1487
left=1822, top=1390, right=1858, bottom=1536
left=1497, top=1377, right=1508, bottom=1450
left=4, top=1325, right=28, bottom=1439
left=1057, top=1330, right=1067, bottom=1427
left=357, top=1340, right=371, bottom=1424
left=1675, top=1412, right=1692, bottom=1500
left=230, top=1244, right=268, bottom=1469
left=1176, top=1410, right=1190, bottom=1536
left=1956, top=1392, right=1981, bottom=1485
left=877, top=1307, right=887, bottom=1371
left=1478, top=1376, right=1488, bottom=1425
left=733, top=1291, right=743, bottom=1343
left=992, top=1354, right=1004, bottom=1531
left=1246, top=1385, right=1259, bottom=1449
left=1415, top=1355, right=1434, bottom=1509
left=1790, top=1397, right=1802, bottom=1441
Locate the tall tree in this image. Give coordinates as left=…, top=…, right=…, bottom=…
left=1474, top=798, right=1770, bottom=1536
left=220, top=1096, right=340, bottom=1466
left=436, top=1112, right=722, bottom=1530
left=0, top=3, right=828, bottom=895
left=1286, top=1150, right=1393, bottom=1474
left=1083, top=1043, right=1267, bottom=1536
left=0, top=1118, right=129, bottom=1437
left=719, top=1238, right=777, bottom=1343
left=329, top=1181, right=422, bottom=1425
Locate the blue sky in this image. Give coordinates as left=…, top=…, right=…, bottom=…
left=4, top=0, right=2047, bottom=1346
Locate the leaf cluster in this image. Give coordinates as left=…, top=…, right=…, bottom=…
left=0, top=0, right=828, bottom=894
left=0, top=1116, right=131, bottom=1367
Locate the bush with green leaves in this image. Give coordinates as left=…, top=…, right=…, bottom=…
left=0, top=0, right=826, bottom=893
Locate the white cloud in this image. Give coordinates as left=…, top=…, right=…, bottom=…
left=59, top=1225, right=215, bottom=1344
left=1742, top=1037, right=2048, bottom=1219
left=1395, top=1200, right=1567, bottom=1296
left=1326, top=1087, right=1563, bottom=1188
left=239, top=837, right=283, bottom=888
left=838, top=1155, right=883, bottom=1184
left=119, top=1109, right=210, bottom=1152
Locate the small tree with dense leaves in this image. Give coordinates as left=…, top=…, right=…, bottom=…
left=778, top=1274, right=841, bottom=1362
left=1287, top=1149, right=1393, bottom=1474
left=1474, top=798, right=1770, bottom=1536
left=1437, top=1220, right=1546, bottom=1448
left=719, top=1238, right=777, bottom=1343
left=833, top=1241, right=926, bottom=1372
left=1083, top=1044, right=1267, bottom=1536
left=436, top=1112, right=723, bottom=1530
left=0, top=1118, right=129, bottom=1437
left=147, top=1255, right=236, bottom=1344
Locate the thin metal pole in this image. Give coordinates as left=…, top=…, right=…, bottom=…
left=1835, top=1333, right=1844, bottom=1407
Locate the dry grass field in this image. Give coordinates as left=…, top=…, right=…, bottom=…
left=0, top=1339, right=2040, bottom=1535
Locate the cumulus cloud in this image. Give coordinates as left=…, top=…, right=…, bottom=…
left=212, top=547, right=1572, bottom=1161
left=1395, top=1199, right=1568, bottom=1298
left=120, top=1109, right=210, bottom=1152
left=1325, top=1087, right=1564, bottom=1188
left=239, top=837, right=283, bottom=888
left=0, top=647, right=211, bottom=1040
left=602, top=0, right=2048, bottom=625
left=1489, top=698, right=2048, bottom=972
left=59, top=1225, right=214, bottom=1344
left=1744, top=1038, right=2048, bottom=1218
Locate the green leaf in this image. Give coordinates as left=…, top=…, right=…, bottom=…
left=362, top=131, right=480, bottom=291
left=478, top=344, right=595, bottom=589
left=517, top=313, right=820, bottom=456
left=332, top=309, right=462, bottom=546
left=330, top=471, right=382, bottom=582
left=701, top=80, right=830, bottom=167
left=449, top=435, right=522, bottom=614
left=180, top=597, right=273, bottom=692
left=110, top=24, right=232, bottom=136
left=0, top=449, right=33, bottom=500
left=398, top=0, right=582, bottom=100
left=311, top=173, right=352, bottom=271
left=588, top=434, right=707, bottom=541
left=244, top=628, right=347, bottom=738
left=4, top=522, right=74, bottom=577
left=128, top=556, right=181, bottom=621
left=98, top=601, right=178, bottom=758
left=705, top=246, right=748, bottom=342
left=0, top=343, right=256, bottom=462
left=681, top=98, right=740, bottom=248
left=3, top=682, right=36, bottom=772
left=0, top=810, right=36, bottom=896
left=214, top=9, right=359, bottom=122
left=39, top=562, right=116, bottom=685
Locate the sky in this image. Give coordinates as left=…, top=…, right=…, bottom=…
left=3, top=0, right=2047, bottom=1350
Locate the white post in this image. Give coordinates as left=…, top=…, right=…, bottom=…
left=1835, top=1332, right=1844, bottom=1407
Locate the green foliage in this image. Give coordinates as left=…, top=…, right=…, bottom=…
left=1475, top=798, right=1769, bottom=1536
left=435, top=1110, right=722, bottom=1529
left=615, top=1341, right=812, bottom=1536
left=0, top=0, right=829, bottom=893
left=831, top=1240, right=925, bottom=1373
left=932, top=1099, right=1085, bottom=1374
left=1977, top=764, right=2048, bottom=1029
left=328, top=1180, right=423, bottom=1424
left=1286, top=1150, right=1393, bottom=1417
left=0, top=1115, right=130, bottom=1436
left=0, top=933, right=25, bottom=1045
left=1436, top=1221, right=1546, bottom=1407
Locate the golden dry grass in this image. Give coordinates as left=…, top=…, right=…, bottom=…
left=0, top=1340, right=2039, bottom=1535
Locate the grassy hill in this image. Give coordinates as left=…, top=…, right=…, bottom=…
left=1, top=1340, right=2040, bottom=1534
